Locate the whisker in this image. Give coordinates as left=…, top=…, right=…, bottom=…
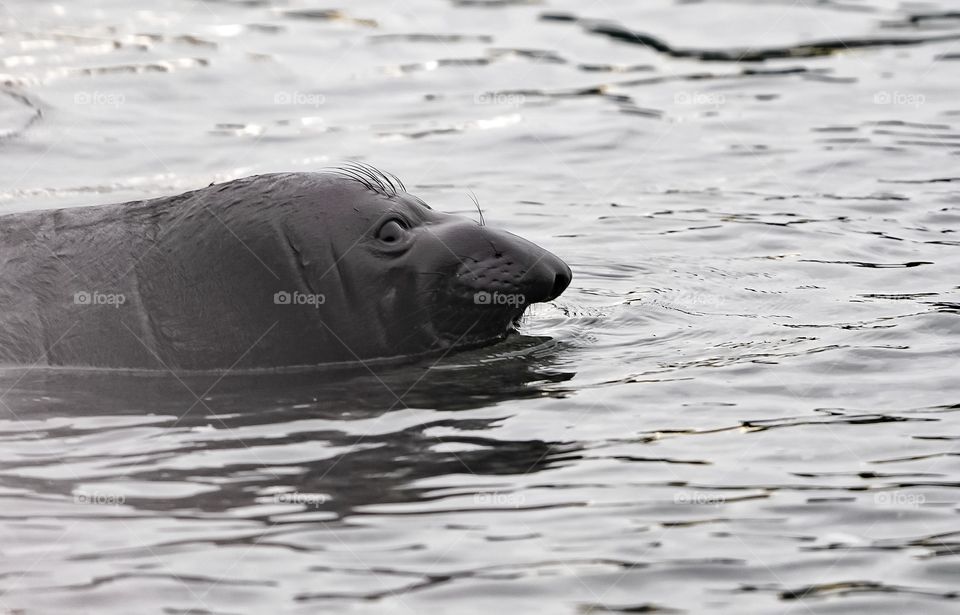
left=326, top=161, right=405, bottom=198
left=467, top=191, right=485, bottom=226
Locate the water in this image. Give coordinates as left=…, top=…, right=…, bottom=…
left=1, top=0, right=959, bottom=612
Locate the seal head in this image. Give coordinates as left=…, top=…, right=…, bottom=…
left=276, top=165, right=572, bottom=365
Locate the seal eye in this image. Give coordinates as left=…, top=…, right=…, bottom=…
left=377, top=219, right=406, bottom=244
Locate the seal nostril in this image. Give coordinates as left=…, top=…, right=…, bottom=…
left=548, top=268, right=572, bottom=301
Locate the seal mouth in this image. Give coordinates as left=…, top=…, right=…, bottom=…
left=429, top=298, right=528, bottom=349
left=509, top=309, right=527, bottom=331
left=491, top=301, right=531, bottom=339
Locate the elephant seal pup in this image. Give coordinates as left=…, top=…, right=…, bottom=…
left=0, top=165, right=572, bottom=371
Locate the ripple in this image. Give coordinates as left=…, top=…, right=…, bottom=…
left=540, top=13, right=960, bottom=62
left=0, top=88, right=42, bottom=138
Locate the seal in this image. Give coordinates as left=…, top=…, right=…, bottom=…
left=0, top=164, right=572, bottom=370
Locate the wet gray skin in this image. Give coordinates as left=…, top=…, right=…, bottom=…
left=0, top=167, right=571, bottom=370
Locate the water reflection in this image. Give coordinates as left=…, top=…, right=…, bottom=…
left=0, top=334, right=579, bottom=519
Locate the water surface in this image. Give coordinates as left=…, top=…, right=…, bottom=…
left=1, top=0, right=959, bottom=613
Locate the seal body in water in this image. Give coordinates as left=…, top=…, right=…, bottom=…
left=0, top=166, right=571, bottom=370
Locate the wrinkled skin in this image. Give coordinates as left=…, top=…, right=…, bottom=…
left=0, top=171, right=571, bottom=370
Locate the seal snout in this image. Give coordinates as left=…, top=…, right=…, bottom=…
left=449, top=226, right=572, bottom=306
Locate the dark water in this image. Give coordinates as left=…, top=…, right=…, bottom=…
left=2, top=1, right=959, bottom=613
